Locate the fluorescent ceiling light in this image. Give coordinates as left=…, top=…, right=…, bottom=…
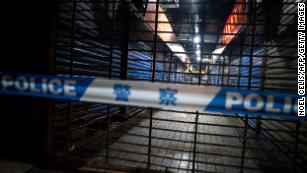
left=166, top=43, right=190, bottom=63
left=195, top=26, right=199, bottom=33
left=193, top=36, right=201, bottom=43
left=167, top=43, right=185, bottom=54
left=144, top=3, right=191, bottom=65
left=197, top=56, right=201, bottom=61
left=202, top=58, right=211, bottom=63
left=211, top=47, right=226, bottom=64
left=196, top=50, right=201, bottom=56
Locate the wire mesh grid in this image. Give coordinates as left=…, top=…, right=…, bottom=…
left=52, top=0, right=306, bottom=172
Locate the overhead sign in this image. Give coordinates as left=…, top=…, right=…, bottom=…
left=0, top=72, right=303, bottom=119
left=221, top=0, right=247, bottom=45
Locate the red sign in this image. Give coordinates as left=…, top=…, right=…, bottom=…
left=221, top=0, right=247, bottom=45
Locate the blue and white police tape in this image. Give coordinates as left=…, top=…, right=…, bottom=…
left=0, top=72, right=304, bottom=118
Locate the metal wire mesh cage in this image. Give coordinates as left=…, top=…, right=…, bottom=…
left=51, top=0, right=306, bottom=172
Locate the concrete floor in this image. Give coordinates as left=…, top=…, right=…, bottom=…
left=75, top=111, right=262, bottom=173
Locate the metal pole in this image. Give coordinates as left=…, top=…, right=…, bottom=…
left=192, top=111, right=199, bottom=173
left=248, top=0, right=257, bottom=89
left=66, top=0, right=77, bottom=156
left=105, top=105, right=110, bottom=163
left=108, top=0, right=115, bottom=79
left=240, top=115, right=248, bottom=173
left=255, top=117, right=261, bottom=137
left=169, top=53, right=173, bottom=82
left=147, top=108, right=153, bottom=168
left=148, top=0, right=159, bottom=168
left=238, top=36, right=244, bottom=88
left=151, top=0, right=159, bottom=82
left=221, top=56, right=226, bottom=87
left=119, top=0, right=130, bottom=116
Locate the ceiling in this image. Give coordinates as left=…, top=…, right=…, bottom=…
left=163, top=0, right=235, bottom=62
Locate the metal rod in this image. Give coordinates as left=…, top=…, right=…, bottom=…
left=255, top=117, right=261, bottom=137
left=66, top=0, right=77, bottom=156
left=248, top=0, right=257, bottom=89
left=169, top=53, right=173, bottom=82
left=192, top=111, right=199, bottom=173
left=240, top=115, right=248, bottom=173
left=105, top=105, right=110, bottom=163
left=147, top=108, right=153, bottom=168
left=151, top=0, right=159, bottom=82
left=108, top=0, right=115, bottom=79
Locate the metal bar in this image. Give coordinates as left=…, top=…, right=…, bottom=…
left=168, top=53, right=173, bottom=82
left=192, top=111, right=199, bottom=173
left=66, top=0, right=77, bottom=156
left=198, top=62, right=202, bottom=85
left=105, top=105, right=110, bottom=163
left=147, top=0, right=159, bottom=167
left=240, top=115, right=248, bottom=173
left=221, top=56, right=226, bottom=87
left=108, top=0, right=115, bottom=79
left=198, top=0, right=206, bottom=86
left=226, top=51, right=231, bottom=87
left=174, top=62, right=177, bottom=82
left=119, top=0, right=130, bottom=115
left=151, top=0, right=159, bottom=82
left=255, top=117, right=261, bottom=137
left=248, top=0, right=257, bottom=90
left=147, top=108, right=153, bottom=168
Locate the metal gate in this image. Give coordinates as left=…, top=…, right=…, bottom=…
left=51, top=0, right=306, bottom=172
